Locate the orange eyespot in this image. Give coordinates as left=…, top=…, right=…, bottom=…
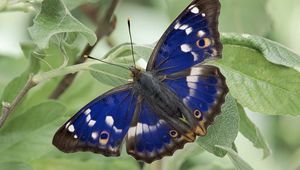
left=169, top=130, right=178, bottom=138
left=99, top=131, right=110, bottom=145
left=196, top=38, right=211, bottom=48
left=193, top=110, right=202, bottom=119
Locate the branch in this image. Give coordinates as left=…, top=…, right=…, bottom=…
left=0, top=74, right=36, bottom=128
left=49, top=0, right=119, bottom=99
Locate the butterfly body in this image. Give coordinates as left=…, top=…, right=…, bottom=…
left=53, top=0, right=228, bottom=163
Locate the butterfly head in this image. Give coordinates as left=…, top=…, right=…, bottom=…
left=129, top=66, right=142, bottom=79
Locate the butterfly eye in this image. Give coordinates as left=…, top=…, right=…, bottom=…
left=193, top=110, right=202, bottom=119
left=196, top=38, right=211, bottom=48
left=99, top=131, right=110, bottom=145
left=169, top=130, right=178, bottom=138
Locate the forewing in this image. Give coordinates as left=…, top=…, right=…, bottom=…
left=126, top=99, right=195, bottom=163
left=163, top=64, right=228, bottom=135
left=147, top=0, right=222, bottom=75
left=53, top=84, right=137, bottom=156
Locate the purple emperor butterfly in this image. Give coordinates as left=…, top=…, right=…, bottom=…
left=53, top=0, right=228, bottom=163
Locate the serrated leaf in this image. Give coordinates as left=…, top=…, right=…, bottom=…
left=215, top=145, right=253, bottom=170
left=0, top=161, right=32, bottom=170
left=221, top=33, right=300, bottom=69
left=28, top=0, right=96, bottom=49
left=215, top=44, right=300, bottom=116
left=238, top=104, right=271, bottom=158
left=197, top=95, right=240, bottom=157
left=0, top=101, right=66, bottom=160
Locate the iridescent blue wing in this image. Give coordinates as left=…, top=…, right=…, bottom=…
left=53, top=84, right=137, bottom=156
left=163, top=64, right=228, bottom=136
left=126, top=99, right=195, bottom=163
left=147, top=0, right=222, bottom=75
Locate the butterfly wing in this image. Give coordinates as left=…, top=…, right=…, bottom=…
left=147, top=0, right=222, bottom=75
left=53, top=84, right=137, bottom=156
left=163, top=64, right=228, bottom=136
left=126, top=99, right=195, bottom=163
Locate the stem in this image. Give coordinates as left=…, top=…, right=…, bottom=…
left=0, top=74, right=36, bottom=128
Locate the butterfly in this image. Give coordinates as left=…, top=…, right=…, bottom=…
left=53, top=0, right=228, bottom=163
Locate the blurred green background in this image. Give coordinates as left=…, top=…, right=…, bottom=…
left=0, top=0, right=300, bottom=169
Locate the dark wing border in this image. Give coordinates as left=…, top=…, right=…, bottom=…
left=52, top=83, right=134, bottom=156
left=146, top=0, right=222, bottom=71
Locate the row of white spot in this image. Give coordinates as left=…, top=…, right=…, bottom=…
left=66, top=108, right=123, bottom=140
left=127, top=120, right=165, bottom=139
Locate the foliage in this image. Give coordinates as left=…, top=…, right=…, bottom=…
left=0, top=0, right=299, bottom=170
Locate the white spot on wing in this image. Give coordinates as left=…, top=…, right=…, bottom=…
left=191, top=52, right=199, bottom=61
left=86, top=114, right=91, bottom=122
left=188, top=4, right=195, bottom=9
left=65, top=122, right=70, bottom=128
left=149, top=124, right=157, bottom=132
left=185, top=27, right=193, bottom=35
left=190, top=67, right=203, bottom=75
left=128, top=127, right=136, bottom=138
left=197, top=30, right=205, bottom=37
left=105, top=116, right=114, bottom=127
left=88, top=120, right=96, bottom=127
left=187, top=82, right=197, bottom=89
left=191, top=7, right=199, bottom=14
left=136, top=123, right=143, bottom=135
left=84, top=109, right=91, bottom=115
left=74, top=135, right=78, bottom=139
left=113, top=126, right=122, bottom=133
left=202, top=13, right=206, bottom=17
left=181, top=44, right=192, bottom=53
left=179, top=24, right=189, bottom=30
left=142, top=123, right=149, bottom=134
left=68, top=125, right=75, bottom=132
left=174, top=22, right=181, bottom=29
left=186, top=76, right=200, bottom=82
left=91, top=132, right=98, bottom=140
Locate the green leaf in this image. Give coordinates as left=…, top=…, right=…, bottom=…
left=0, top=101, right=66, bottom=162
left=0, top=57, right=27, bottom=96
left=28, top=0, right=97, bottom=49
left=20, top=42, right=42, bottom=73
left=0, top=161, right=32, bottom=170
left=238, top=104, right=271, bottom=158
left=197, top=95, right=240, bottom=157
left=215, top=44, right=300, bottom=115
left=221, top=33, right=300, bottom=69
left=63, top=0, right=100, bottom=10
left=31, top=157, right=139, bottom=170
left=161, top=144, right=204, bottom=170
left=105, top=43, right=153, bottom=63
left=89, top=63, right=130, bottom=87
left=219, top=0, right=271, bottom=35
left=215, top=145, right=254, bottom=170
left=89, top=44, right=153, bottom=86
left=1, top=73, right=30, bottom=107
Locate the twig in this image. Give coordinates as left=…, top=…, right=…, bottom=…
left=49, top=0, right=119, bottom=99
left=0, top=74, right=37, bottom=128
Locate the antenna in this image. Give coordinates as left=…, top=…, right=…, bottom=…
left=127, top=17, right=136, bottom=67
left=84, top=55, right=129, bottom=70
